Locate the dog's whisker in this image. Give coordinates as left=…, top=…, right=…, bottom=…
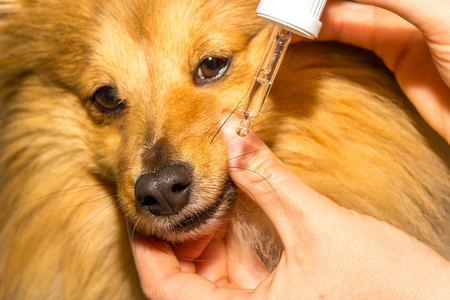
left=209, top=103, right=242, bottom=144
left=228, top=210, right=259, bottom=217
left=228, top=147, right=272, bottom=161
left=228, top=183, right=252, bottom=212
left=128, top=218, right=139, bottom=267
left=216, top=114, right=270, bottom=148
left=85, top=202, right=125, bottom=253
left=201, top=113, right=233, bottom=142
left=53, top=193, right=117, bottom=211
left=228, top=166, right=280, bottom=202
left=107, top=210, right=132, bottom=237
left=231, top=180, right=257, bottom=209
left=226, top=143, right=303, bottom=162
left=22, top=184, right=113, bottom=207
left=111, top=166, right=133, bottom=178
left=55, top=199, right=121, bottom=255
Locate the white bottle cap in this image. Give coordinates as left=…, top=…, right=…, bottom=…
left=256, top=0, right=327, bottom=39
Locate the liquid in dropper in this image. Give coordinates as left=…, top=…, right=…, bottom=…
left=236, top=27, right=292, bottom=137
left=236, top=77, right=272, bottom=137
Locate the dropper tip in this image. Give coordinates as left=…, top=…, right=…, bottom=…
left=236, top=115, right=252, bottom=137
left=236, top=126, right=250, bottom=137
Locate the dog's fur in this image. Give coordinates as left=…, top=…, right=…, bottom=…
left=0, top=0, right=449, bottom=298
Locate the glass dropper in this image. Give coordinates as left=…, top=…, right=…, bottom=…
left=236, top=0, right=327, bottom=137
left=236, top=26, right=293, bottom=137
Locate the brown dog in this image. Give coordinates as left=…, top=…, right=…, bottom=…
left=0, top=0, right=449, bottom=298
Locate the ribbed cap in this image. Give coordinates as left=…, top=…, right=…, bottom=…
left=256, top=0, right=327, bottom=39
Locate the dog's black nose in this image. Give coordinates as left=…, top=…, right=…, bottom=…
left=134, top=165, right=191, bottom=216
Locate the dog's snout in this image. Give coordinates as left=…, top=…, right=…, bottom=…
left=134, top=165, right=191, bottom=216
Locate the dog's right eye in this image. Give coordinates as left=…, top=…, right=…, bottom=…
left=92, top=86, right=124, bottom=114
left=194, top=56, right=231, bottom=85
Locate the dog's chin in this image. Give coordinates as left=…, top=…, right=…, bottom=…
left=130, top=181, right=236, bottom=243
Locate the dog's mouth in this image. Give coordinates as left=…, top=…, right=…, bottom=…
left=129, top=176, right=236, bottom=242
left=173, top=200, right=220, bottom=230
left=173, top=183, right=233, bottom=231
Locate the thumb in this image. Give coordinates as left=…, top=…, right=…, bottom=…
left=220, top=116, right=335, bottom=246
left=355, top=0, right=450, bottom=38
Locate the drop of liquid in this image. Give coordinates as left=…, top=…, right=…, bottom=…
left=236, top=115, right=252, bottom=137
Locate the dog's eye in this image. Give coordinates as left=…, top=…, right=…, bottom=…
left=195, top=56, right=230, bottom=85
left=92, top=86, right=123, bottom=113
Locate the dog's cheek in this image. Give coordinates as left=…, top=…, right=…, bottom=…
left=87, top=125, right=123, bottom=179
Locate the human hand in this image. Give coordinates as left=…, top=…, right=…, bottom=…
left=292, top=0, right=450, bottom=143
left=128, top=116, right=450, bottom=299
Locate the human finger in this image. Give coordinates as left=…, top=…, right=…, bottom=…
left=306, top=0, right=450, bottom=88
left=129, top=232, right=250, bottom=299
left=356, top=0, right=450, bottom=40
left=221, top=115, right=336, bottom=247
left=291, top=0, right=450, bottom=143
left=190, top=224, right=231, bottom=285
left=301, top=0, right=450, bottom=45
left=292, top=1, right=417, bottom=70
left=170, top=234, right=216, bottom=261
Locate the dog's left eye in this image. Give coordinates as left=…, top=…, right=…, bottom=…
left=195, top=56, right=230, bottom=85
left=92, top=86, right=124, bottom=114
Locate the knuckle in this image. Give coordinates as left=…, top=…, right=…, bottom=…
left=246, top=152, right=286, bottom=186
left=239, top=149, right=291, bottom=203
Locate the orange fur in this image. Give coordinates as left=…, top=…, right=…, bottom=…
left=0, top=0, right=448, bottom=298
